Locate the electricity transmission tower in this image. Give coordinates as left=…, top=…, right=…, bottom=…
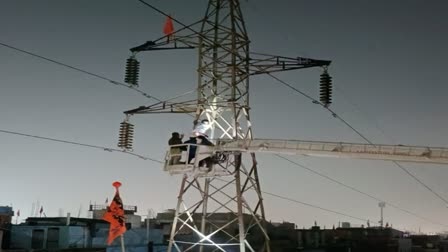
left=119, top=1, right=331, bottom=251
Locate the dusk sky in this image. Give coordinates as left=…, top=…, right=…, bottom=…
left=1, top=0, right=448, bottom=233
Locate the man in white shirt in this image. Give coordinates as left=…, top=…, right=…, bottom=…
left=192, top=119, right=211, bottom=138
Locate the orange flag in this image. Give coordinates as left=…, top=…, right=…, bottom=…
left=103, top=181, right=127, bottom=245
left=163, top=16, right=174, bottom=41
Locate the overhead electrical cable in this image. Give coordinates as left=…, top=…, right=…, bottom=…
left=1, top=128, right=445, bottom=226
left=268, top=73, right=370, bottom=144
left=0, top=41, right=159, bottom=102
left=393, top=161, right=448, bottom=205
left=0, top=129, right=163, bottom=164
left=3, top=0, right=445, bottom=228
left=0, top=126, right=374, bottom=222
left=135, top=0, right=208, bottom=44
left=333, top=86, right=394, bottom=143
left=134, top=0, right=246, bottom=58
left=262, top=191, right=368, bottom=222
left=213, top=178, right=368, bottom=222
left=0, top=41, right=203, bottom=108
left=276, top=155, right=448, bottom=228
left=268, top=73, right=448, bottom=209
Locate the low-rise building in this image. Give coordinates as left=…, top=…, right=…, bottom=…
left=296, top=225, right=412, bottom=252
left=3, top=207, right=442, bottom=252
left=410, top=235, right=442, bottom=252
left=9, top=217, right=163, bottom=252
left=0, top=206, right=14, bottom=250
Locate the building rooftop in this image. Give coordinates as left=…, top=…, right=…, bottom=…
left=22, top=217, right=107, bottom=226
left=0, top=206, right=14, bottom=216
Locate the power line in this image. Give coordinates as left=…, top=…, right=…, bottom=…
left=262, top=191, right=368, bottom=222
left=0, top=40, right=368, bottom=225
left=268, top=73, right=448, bottom=206
left=267, top=73, right=371, bottom=144
left=135, top=0, right=210, bottom=46
left=213, top=178, right=368, bottom=222
left=3, top=38, right=445, bottom=228
left=2, top=1, right=444, bottom=227
left=0, top=125, right=371, bottom=222
left=126, top=2, right=374, bottom=223
left=0, top=126, right=373, bottom=223
left=0, top=41, right=203, bottom=109
left=393, top=161, right=448, bottom=205
left=333, top=87, right=395, bottom=143
left=3, top=127, right=445, bottom=227
left=314, top=82, right=448, bottom=205
left=0, top=129, right=163, bottom=164
left=126, top=23, right=448, bottom=225
left=135, top=0, right=192, bottom=30
left=134, top=0, right=242, bottom=58
left=0, top=41, right=160, bottom=102
left=276, top=155, right=448, bottom=228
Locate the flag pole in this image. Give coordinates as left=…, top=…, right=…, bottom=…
left=104, top=181, right=126, bottom=249
left=120, top=234, right=126, bottom=252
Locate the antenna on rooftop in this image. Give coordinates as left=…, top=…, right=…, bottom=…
left=77, top=204, right=83, bottom=218
left=379, top=201, right=386, bottom=228
left=34, top=200, right=40, bottom=217
left=30, top=202, right=35, bottom=217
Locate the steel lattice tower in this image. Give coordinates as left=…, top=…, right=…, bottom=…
left=120, top=0, right=331, bottom=251
left=168, top=1, right=269, bottom=251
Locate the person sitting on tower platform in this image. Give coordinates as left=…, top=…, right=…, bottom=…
left=180, top=136, right=197, bottom=164
left=168, top=132, right=183, bottom=165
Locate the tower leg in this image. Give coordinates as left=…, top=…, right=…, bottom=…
left=166, top=153, right=270, bottom=252
left=168, top=176, right=188, bottom=252
left=235, top=154, right=247, bottom=252
left=251, top=153, right=271, bottom=252
left=199, top=178, right=210, bottom=252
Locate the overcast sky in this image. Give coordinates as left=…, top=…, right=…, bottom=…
left=1, top=0, right=448, bottom=233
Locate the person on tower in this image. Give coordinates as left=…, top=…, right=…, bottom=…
left=192, top=119, right=214, bottom=170
left=192, top=119, right=213, bottom=146
left=168, top=132, right=183, bottom=165
left=181, top=136, right=197, bottom=164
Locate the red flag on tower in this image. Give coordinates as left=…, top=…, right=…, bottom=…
left=39, top=206, right=43, bottom=216
left=17, top=210, right=20, bottom=217
left=103, top=181, right=127, bottom=245
left=163, top=16, right=175, bottom=42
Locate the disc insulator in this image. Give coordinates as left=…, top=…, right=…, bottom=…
left=124, top=57, right=140, bottom=86
left=319, top=70, right=333, bottom=107
left=118, top=120, right=134, bottom=151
